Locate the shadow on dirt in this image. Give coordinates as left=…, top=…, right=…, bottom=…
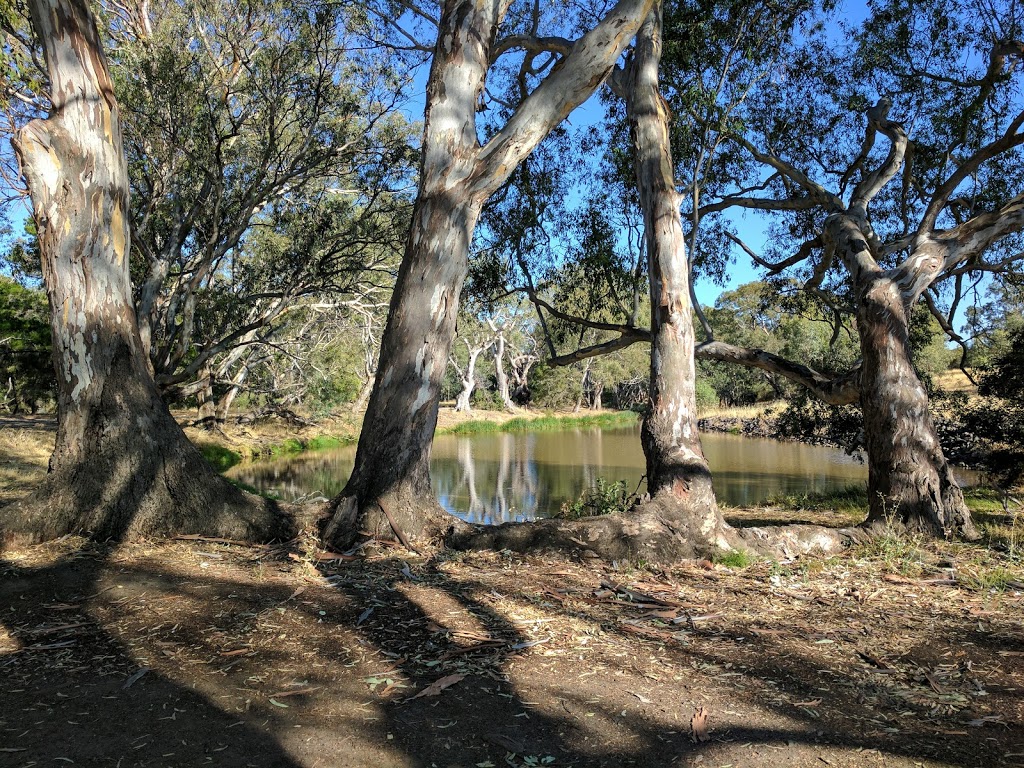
left=2, top=540, right=1019, bottom=768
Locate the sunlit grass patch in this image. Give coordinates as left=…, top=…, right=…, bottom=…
left=761, top=484, right=868, bottom=517
left=0, top=428, right=51, bottom=504
left=442, top=410, right=640, bottom=436
left=713, top=549, right=756, bottom=569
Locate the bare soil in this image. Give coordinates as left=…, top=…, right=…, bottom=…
left=1, top=536, right=1022, bottom=768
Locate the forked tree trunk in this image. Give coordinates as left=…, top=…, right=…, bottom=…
left=627, top=7, right=727, bottom=547
left=827, top=214, right=976, bottom=538
left=322, top=0, right=654, bottom=550
left=1, top=0, right=290, bottom=546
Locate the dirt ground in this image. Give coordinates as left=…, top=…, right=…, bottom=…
left=1, top=534, right=1022, bottom=768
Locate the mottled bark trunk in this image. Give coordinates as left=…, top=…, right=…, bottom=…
left=855, top=273, right=976, bottom=537
left=321, top=193, right=480, bottom=546
left=826, top=214, right=975, bottom=538
left=628, top=8, right=725, bottom=545
left=492, top=332, right=516, bottom=411
left=455, top=346, right=483, bottom=413
left=195, top=365, right=216, bottom=427
left=1, top=0, right=290, bottom=547
left=321, top=0, right=655, bottom=550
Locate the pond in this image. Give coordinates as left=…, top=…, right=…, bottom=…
left=228, top=425, right=885, bottom=524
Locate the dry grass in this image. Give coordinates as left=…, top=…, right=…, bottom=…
left=0, top=426, right=51, bottom=504
left=697, top=400, right=785, bottom=419
left=933, top=368, right=979, bottom=394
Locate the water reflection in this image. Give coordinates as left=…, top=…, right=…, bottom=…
left=229, top=426, right=901, bottom=524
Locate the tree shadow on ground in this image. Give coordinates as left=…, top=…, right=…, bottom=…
left=2, top=541, right=1021, bottom=768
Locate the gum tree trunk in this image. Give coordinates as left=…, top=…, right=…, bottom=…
left=826, top=214, right=976, bottom=538
left=2, top=0, right=290, bottom=546
left=322, top=0, right=654, bottom=550
left=627, top=7, right=727, bottom=546
left=455, top=345, right=485, bottom=413
left=492, top=332, right=517, bottom=412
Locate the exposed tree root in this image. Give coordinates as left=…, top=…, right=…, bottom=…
left=447, top=496, right=868, bottom=564
left=321, top=489, right=465, bottom=553
left=0, top=458, right=299, bottom=551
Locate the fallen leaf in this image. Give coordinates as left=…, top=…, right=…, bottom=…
left=122, top=667, right=150, bottom=690
left=406, top=673, right=466, bottom=702
left=357, top=607, right=374, bottom=626
left=690, top=707, right=710, bottom=743
left=269, top=698, right=290, bottom=708
left=968, top=715, right=1006, bottom=727
left=628, top=691, right=652, bottom=704
left=219, top=648, right=252, bottom=657
left=793, top=698, right=822, bottom=708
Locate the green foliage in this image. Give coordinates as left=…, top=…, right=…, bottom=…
left=557, top=478, right=636, bottom=520
left=713, top=549, right=755, bottom=568
left=197, top=443, right=243, bottom=471
left=694, top=378, right=718, bottom=411
left=0, top=277, right=53, bottom=413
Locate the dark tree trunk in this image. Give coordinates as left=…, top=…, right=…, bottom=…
left=827, top=214, right=976, bottom=538
left=2, top=0, right=291, bottom=547
left=628, top=7, right=727, bottom=546
left=855, top=273, right=976, bottom=537
left=321, top=191, right=480, bottom=546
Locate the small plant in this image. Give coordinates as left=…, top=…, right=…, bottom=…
left=856, top=508, right=925, bottom=576
left=557, top=478, right=637, bottom=519
left=713, top=549, right=755, bottom=568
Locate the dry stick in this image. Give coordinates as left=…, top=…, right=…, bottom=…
left=376, top=499, right=419, bottom=554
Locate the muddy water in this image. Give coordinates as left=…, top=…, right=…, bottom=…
left=227, top=426, right=893, bottom=524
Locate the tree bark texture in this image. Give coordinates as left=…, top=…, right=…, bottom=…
left=322, top=0, right=655, bottom=550
left=627, top=8, right=727, bottom=547
left=2, top=0, right=291, bottom=546
left=825, top=214, right=976, bottom=538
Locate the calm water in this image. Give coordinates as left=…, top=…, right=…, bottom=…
left=228, top=426, right=882, bottom=524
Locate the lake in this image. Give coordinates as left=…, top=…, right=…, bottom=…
left=228, top=425, right=882, bottom=524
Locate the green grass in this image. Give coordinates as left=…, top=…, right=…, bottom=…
left=714, top=549, right=756, bottom=568
left=198, top=433, right=353, bottom=471
left=441, top=411, right=640, bottom=436
left=761, top=483, right=868, bottom=516
left=965, top=487, right=1013, bottom=514
left=197, top=443, right=243, bottom=471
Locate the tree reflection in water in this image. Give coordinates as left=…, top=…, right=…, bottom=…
left=227, top=426, right=919, bottom=525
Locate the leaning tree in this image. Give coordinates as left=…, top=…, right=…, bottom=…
left=321, top=0, right=657, bottom=549
left=678, top=0, right=1024, bottom=537
left=1, top=0, right=291, bottom=545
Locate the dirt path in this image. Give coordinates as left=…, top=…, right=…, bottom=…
left=1, top=539, right=1021, bottom=768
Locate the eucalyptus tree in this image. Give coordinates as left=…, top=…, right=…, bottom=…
left=105, top=0, right=413, bottom=404
left=676, top=0, right=1024, bottom=537
left=1, top=0, right=291, bottom=544
left=321, top=0, right=657, bottom=549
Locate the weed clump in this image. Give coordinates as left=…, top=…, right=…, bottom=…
left=557, top=478, right=637, bottom=520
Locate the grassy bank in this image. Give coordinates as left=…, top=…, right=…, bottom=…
left=440, top=409, right=640, bottom=436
